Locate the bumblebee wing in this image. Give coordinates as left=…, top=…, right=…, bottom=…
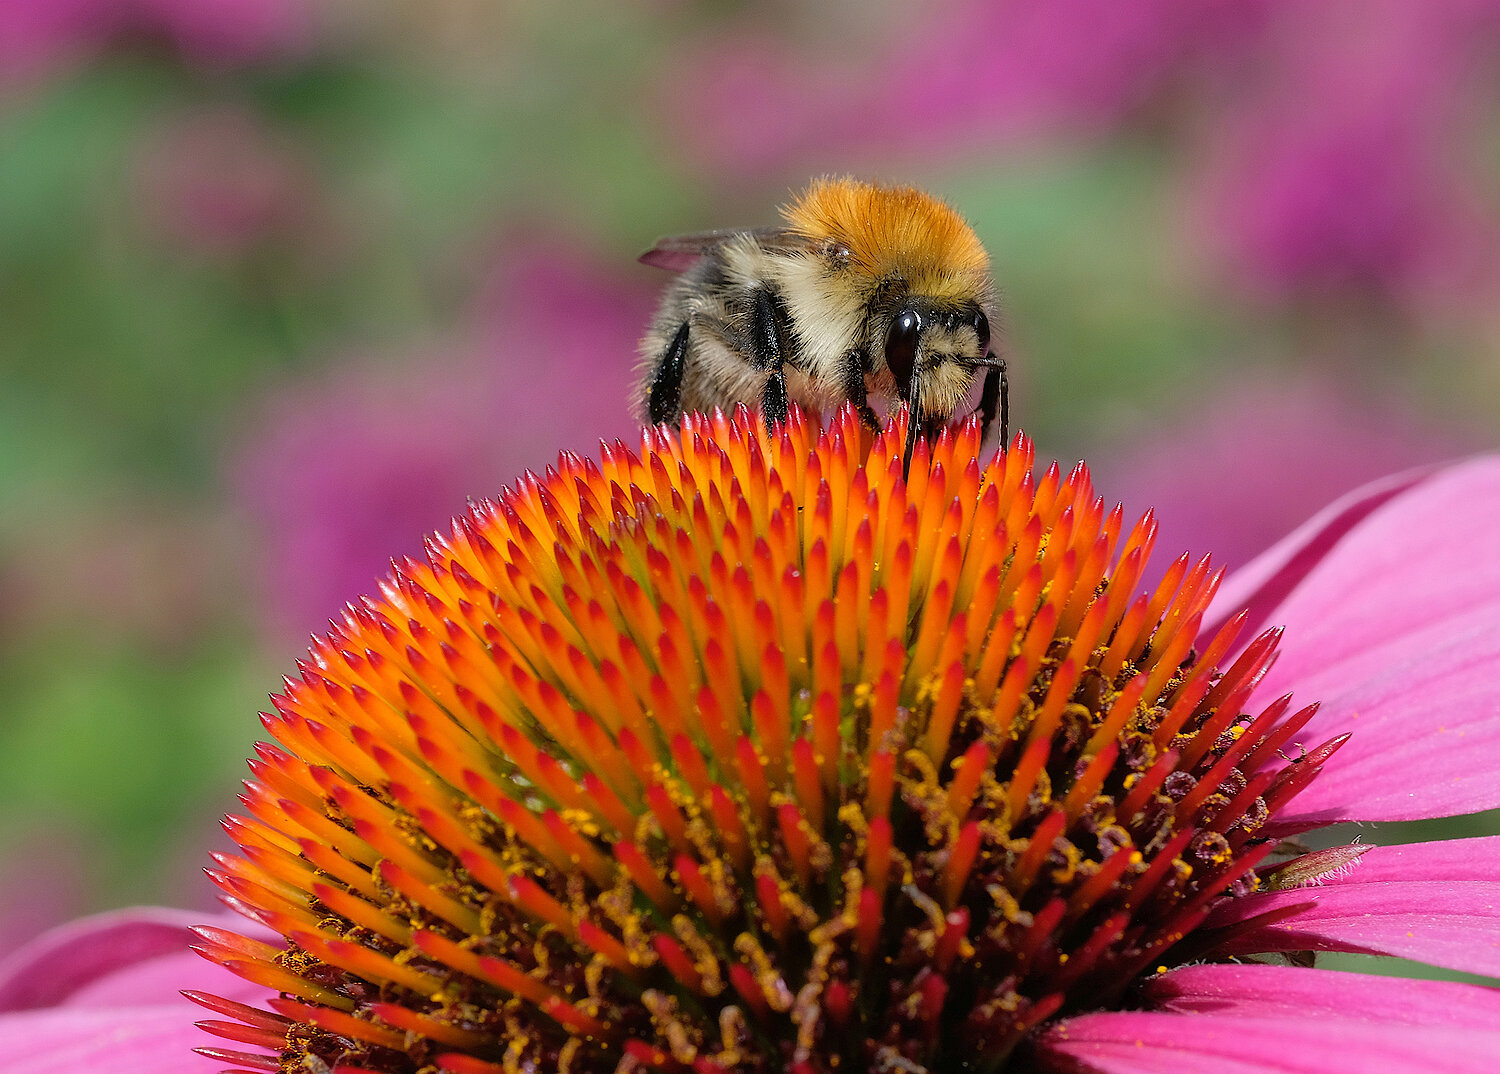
left=638, top=226, right=816, bottom=273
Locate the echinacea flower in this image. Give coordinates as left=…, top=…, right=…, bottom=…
left=4, top=405, right=1499, bottom=1073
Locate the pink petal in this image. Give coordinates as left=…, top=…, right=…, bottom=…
left=1144, top=962, right=1500, bottom=1029
left=1034, top=1010, right=1500, bottom=1074
left=0, top=908, right=279, bottom=1073
left=1206, top=464, right=1437, bottom=638
left=65, top=943, right=267, bottom=1009
left=1330, top=833, right=1500, bottom=883
left=0, top=907, right=208, bottom=1012
left=2, top=1005, right=206, bottom=1074
left=0, top=905, right=274, bottom=1011
left=1273, top=601, right=1500, bottom=824
left=1213, top=456, right=1500, bottom=822
left=1204, top=836, right=1500, bottom=977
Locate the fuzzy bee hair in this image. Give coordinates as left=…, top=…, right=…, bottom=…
left=782, top=176, right=992, bottom=303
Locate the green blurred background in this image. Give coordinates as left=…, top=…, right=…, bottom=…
left=2, top=1, right=1497, bottom=954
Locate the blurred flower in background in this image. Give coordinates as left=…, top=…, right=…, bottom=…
left=669, top=0, right=1500, bottom=320
left=131, top=104, right=325, bottom=265
left=1092, top=369, right=1479, bottom=589
left=231, top=240, right=650, bottom=642
left=0, top=830, right=86, bottom=958
left=0, top=0, right=100, bottom=93
left=0, top=0, right=1496, bottom=958
left=129, top=0, right=312, bottom=68
left=1194, top=0, right=1500, bottom=309
left=0, top=0, right=310, bottom=94
left=663, top=0, right=1266, bottom=173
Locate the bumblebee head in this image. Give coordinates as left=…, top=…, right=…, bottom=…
left=882, top=301, right=992, bottom=408
left=785, top=177, right=996, bottom=414
left=882, top=300, right=1004, bottom=479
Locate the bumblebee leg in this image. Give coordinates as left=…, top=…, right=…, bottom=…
left=999, top=355, right=1010, bottom=447
left=750, top=287, right=793, bottom=428
left=840, top=347, right=880, bottom=432
left=762, top=367, right=789, bottom=427
left=974, top=353, right=1009, bottom=449
left=647, top=321, right=691, bottom=426
left=975, top=365, right=1000, bottom=442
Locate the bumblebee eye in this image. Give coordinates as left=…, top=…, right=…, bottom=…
left=885, top=309, right=921, bottom=398
left=971, top=309, right=991, bottom=353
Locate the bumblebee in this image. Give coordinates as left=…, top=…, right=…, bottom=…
left=637, top=177, right=1007, bottom=475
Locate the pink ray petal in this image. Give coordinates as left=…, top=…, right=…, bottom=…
left=0, top=907, right=208, bottom=1012
left=1327, top=834, right=1500, bottom=883
left=1206, top=463, right=1438, bottom=640
left=1203, top=836, right=1500, bottom=976
left=1034, top=1010, right=1500, bottom=1074
left=67, top=941, right=268, bottom=1009
left=1144, top=962, right=1500, bottom=1028
left=1270, top=602, right=1500, bottom=824
left=0, top=907, right=278, bottom=1073
left=1212, top=456, right=1500, bottom=822
left=3, top=1005, right=207, bottom=1074
left=0, top=906, right=273, bottom=1012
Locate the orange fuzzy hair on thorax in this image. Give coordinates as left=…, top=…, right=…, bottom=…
left=782, top=177, right=990, bottom=301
